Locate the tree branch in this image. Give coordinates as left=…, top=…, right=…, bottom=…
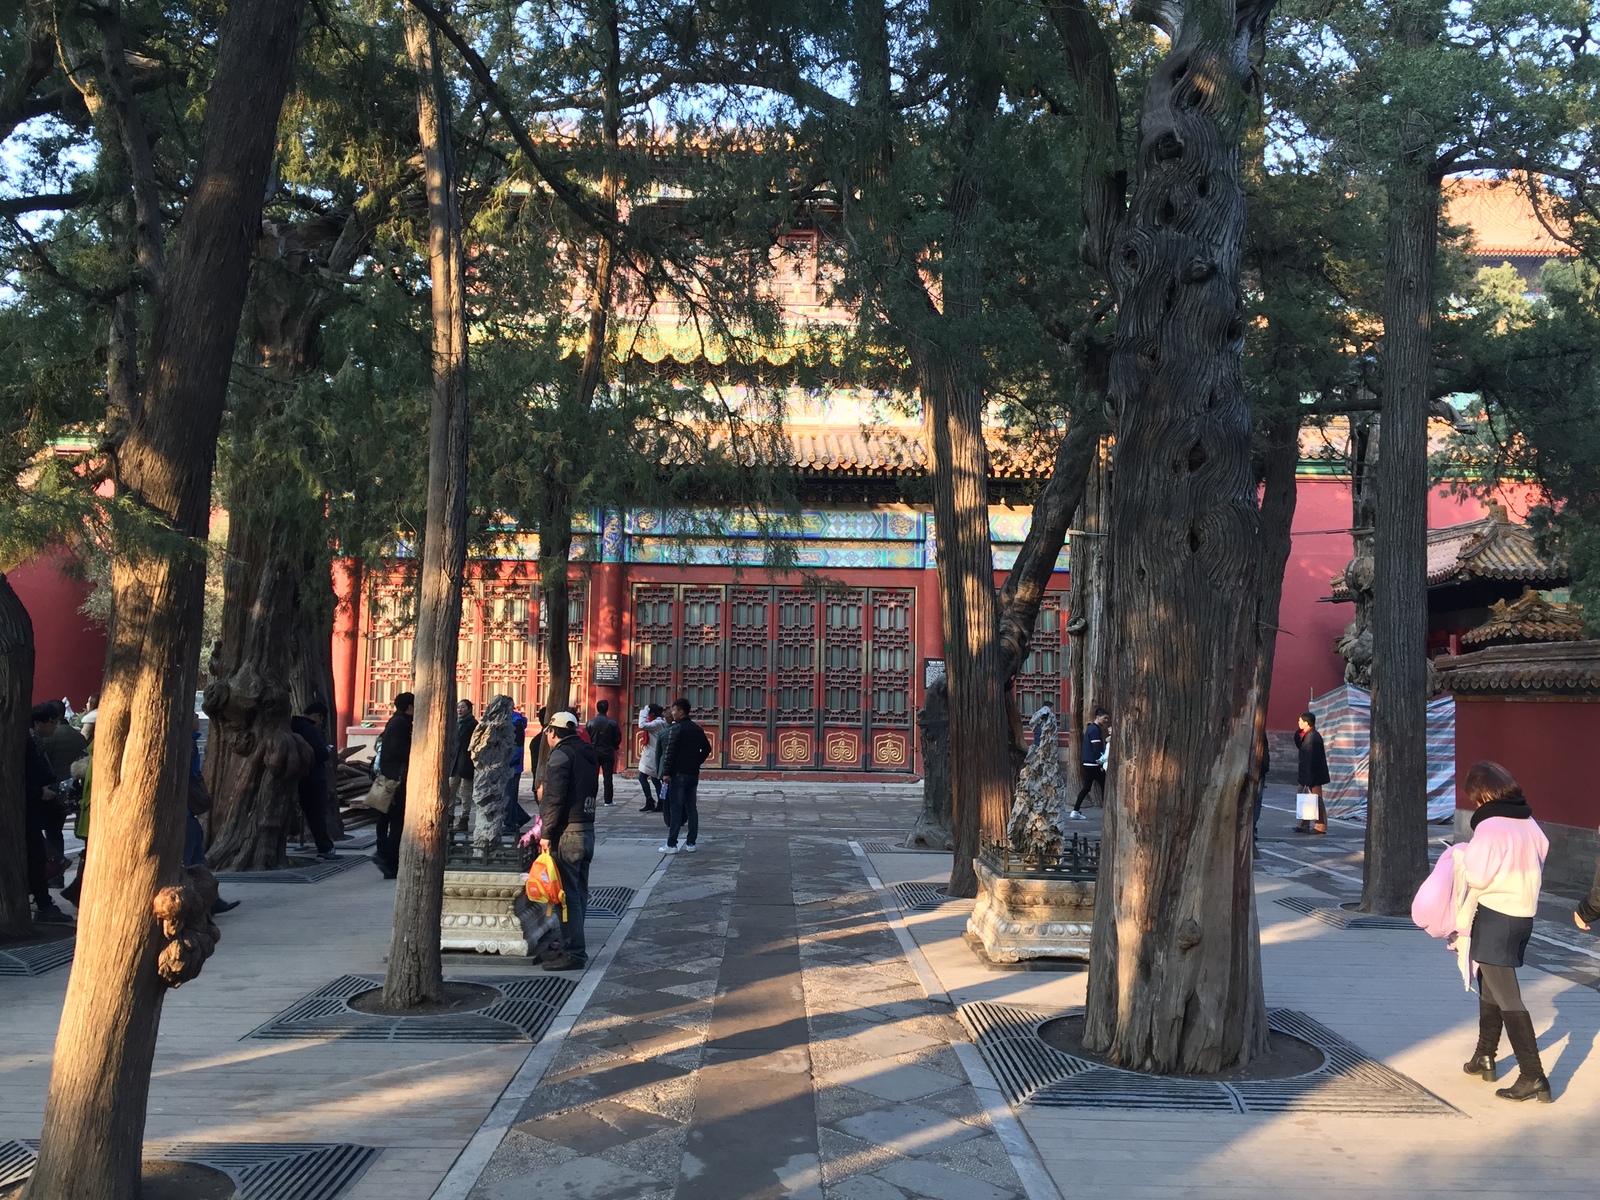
left=998, top=411, right=1104, bottom=680
left=404, top=0, right=617, bottom=239
left=1042, top=0, right=1127, bottom=281
left=0, top=0, right=56, bottom=144
left=0, top=189, right=101, bottom=216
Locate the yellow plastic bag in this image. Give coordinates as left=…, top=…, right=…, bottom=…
left=525, top=849, right=566, bottom=921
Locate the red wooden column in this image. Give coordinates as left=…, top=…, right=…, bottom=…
left=590, top=509, right=628, bottom=715
left=330, top=558, right=364, bottom=750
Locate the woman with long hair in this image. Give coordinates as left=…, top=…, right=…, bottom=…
left=1456, top=760, right=1552, bottom=1102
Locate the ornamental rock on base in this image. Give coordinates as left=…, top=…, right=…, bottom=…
left=968, top=707, right=1097, bottom=963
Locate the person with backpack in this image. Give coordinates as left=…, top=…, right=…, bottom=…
left=537, top=711, right=599, bottom=971
left=658, top=698, right=711, bottom=853
left=1295, top=711, right=1331, bottom=835
left=637, top=703, right=667, bottom=812
left=585, top=700, right=621, bottom=807
left=1069, top=707, right=1110, bottom=821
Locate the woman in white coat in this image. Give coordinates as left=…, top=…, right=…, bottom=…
left=637, top=704, right=667, bottom=813
left=1456, top=760, right=1551, bottom=1103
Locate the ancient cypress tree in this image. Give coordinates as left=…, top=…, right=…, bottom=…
left=22, top=0, right=310, bottom=1192
left=1050, top=0, right=1277, bottom=1071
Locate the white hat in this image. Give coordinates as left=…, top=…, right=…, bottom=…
left=548, top=711, right=579, bottom=732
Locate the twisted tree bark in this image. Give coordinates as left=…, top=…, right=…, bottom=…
left=1079, top=0, right=1274, bottom=1073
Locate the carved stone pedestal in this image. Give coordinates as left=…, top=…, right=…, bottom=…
left=967, top=851, right=1096, bottom=964
left=440, top=868, right=531, bottom=956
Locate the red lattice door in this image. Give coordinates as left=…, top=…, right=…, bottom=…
left=478, top=580, right=534, bottom=711
left=726, top=587, right=773, bottom=768
left=364, top=581, right=414, bottom=720
left=534, top=581, right=587, bottom=713
left=1016, top=594, right=1064, bottom=722
left=821, top=589, right=866, bottom=769
left=774, top=588, right=818, bottom=768
left=866, top=588, right=914, bottom=771
left=680, top=587, right=723, bottom=764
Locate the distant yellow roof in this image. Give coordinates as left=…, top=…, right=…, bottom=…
left=1444, top=178, right=1577, bottom=260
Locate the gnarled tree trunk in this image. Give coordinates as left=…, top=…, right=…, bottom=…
left=384, top=3, right=472, bottom=1009
left=0, top=573, right=35, bottom=938
left=1083, top=0, right=1273, bottom=1074
left=203, top=520, right=314, bottom=870
left=25, top=1, right=307, bottom=1193
left=1365, top=153, right=1439, bottom=915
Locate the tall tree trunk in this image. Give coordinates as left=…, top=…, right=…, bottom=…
left=0, top=573, right=35, bottom=939
left=1083, top=0, right=1273, bottom=1074
left=384, top=3, right=472, bottom=1009
left=539, top=501, right=575, bottom=720
left=1364, top=148, right=1440, bottom=914
left=1248, top=416, right=1301, bottom=817
left=25, top=1, right=307, bottom=1194
left=1066, top=437, right=1112, bottom=805
left=916, top=349, right=1011, bottom=898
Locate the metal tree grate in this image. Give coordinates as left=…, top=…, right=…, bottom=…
left=858, top=840, right=949, bottom=854
left=246, top=974, right=575, bottom=1043
left=587, top=886, right=636, bottom=918
left=1274, top=895, right=1418, bottom=930
left=891, top=882, right=967, bottom=910
left=958, top=1002, right=1457, bottom=1116
left=216, top=855, right=371, bottom=885
left=0, top=934, right=74, bottom=977
left=0, top=1141, right=378, bottom=1199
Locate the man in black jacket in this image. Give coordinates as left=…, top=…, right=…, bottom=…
left=585, top=700, right=621, bottom=807
left=290, top=702, right=339, bottom=861
left=538, top=711, right=599, bottom=970
left=373, top=692, right=414, bottom=878
left=658, top=698, right=711, bottom=853
left=451, top=699, right=477, bottom=831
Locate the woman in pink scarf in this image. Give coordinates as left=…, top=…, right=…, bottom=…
left=1454, top=761, right=1551, bottom=1103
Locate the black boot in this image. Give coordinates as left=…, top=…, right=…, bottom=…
left=1496, top=1011, right=1552, bottom=1102
left=1464, top=994, right=1502, bottom=1080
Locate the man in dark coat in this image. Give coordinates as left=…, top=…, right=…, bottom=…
left=659, top=698, right=711, bottom=853
left=537, top=711, right=599, bottom=971
left=374, top=692, right=414, bottom=878
left=1295, top=711, right=1331, bottom=835
left=290, top=701, right=338, bottom=860
left=24, top=703, right=70, bottom=921
left=1070, top=708, right=1110, bottom=820
left=585, top=699, right=622, bottom=807
left=451, top=699, right=477, bottom=831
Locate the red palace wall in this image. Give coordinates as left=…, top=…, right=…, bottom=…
left=1267, top=478, right=1541, bottom=732
left=1453, top=697, right=1600, bottom=831
left=6, top=549, right=106, bottom=708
